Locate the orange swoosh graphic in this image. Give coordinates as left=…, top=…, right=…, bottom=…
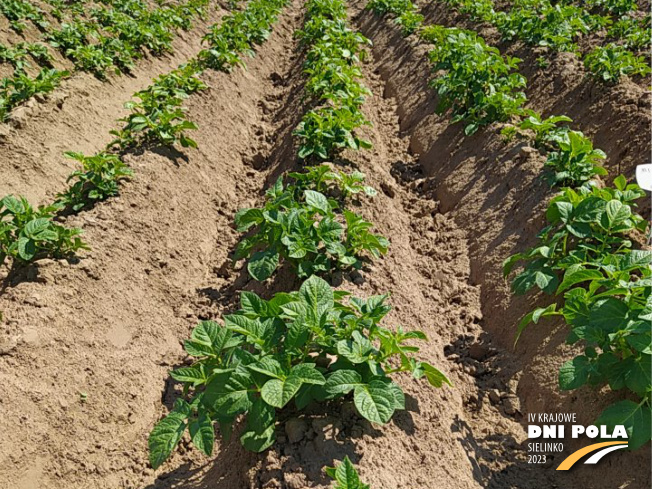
left=557, top=441, right=628, bottom=470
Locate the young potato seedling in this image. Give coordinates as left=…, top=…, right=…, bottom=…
left=234, top=170, right=388, bottom=281
left=504, top=177, right=651, bottom=449
left=0, top=195, right=87, bottom=265
left=149, top=276, right=450, bottom=468
left=326, top=457, right=370, bottom=489
left=56, top=152, right=133, bottom=212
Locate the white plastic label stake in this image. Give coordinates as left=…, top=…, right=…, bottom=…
left=635, top=164, right=652, bottom=191
left=636, top=164, right=652, bottom=245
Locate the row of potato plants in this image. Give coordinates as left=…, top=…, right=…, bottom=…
left=0, top=0, right=209, bottom=121
left=0, top=0, right=286, bottom=265
left=436, top=0, right=651, bottom=84
left=292, top=0, right=373, bottom=159
left=48, top=0, right=209, bottom=79
left=147, top=0, right=450, bottom=481
left=366, top=0, right=651, bottom=450
left=234, top=0, right=387, bottom=281
left=1, top=1, right=374, bottom=484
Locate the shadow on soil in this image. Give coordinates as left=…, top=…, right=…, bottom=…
left=147, top=394, right=420, bottom=489
left=452, top=416, right=564, bottom=489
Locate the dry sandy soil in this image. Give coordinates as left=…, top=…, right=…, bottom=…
left=0, top=0, right=649, bottom=488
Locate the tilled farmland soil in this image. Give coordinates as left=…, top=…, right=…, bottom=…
left=0, top=1, right=650, bottom=489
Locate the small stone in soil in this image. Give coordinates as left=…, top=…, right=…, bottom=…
left=285, top=417, right=307, bottom=443
left=380, top=181, right=396, bottom=198
left=488, top=389, right=501, bottom=405
left=349, top=270, right=364, bottom=285
left=468, top=342, right=488, bottom=361
left=331, top=271, right=343, bottom=287
left=502, top=395, right=521, bottom=415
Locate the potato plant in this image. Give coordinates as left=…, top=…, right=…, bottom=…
left=294, top=0, right=373, bottom=161
left=288, top=164, right=377, bottom=200
left=0, top=42, right=54, bottom=73
left=516, top=112, right=573, bottom=149
left=435, top=0, right=648, bottom=85
left=0, top=0, right=210, bottom=121
left=366, top=0, right=427, bottom=33
left=493, top=1, right=600, bottom=53
left=107, top=0, right=290, bottom=152
left=586, top=0, right=638, bottom=15
left=366, top=0, right=413, bottom=16
left=394, top=9, right=424, bottom=36
left=47, top=21, right=91, bottom=55
left=369, top=1, right=529, bottom=134
left=234, top=171, right=388, bottom=281
left=422, top=25, right=527, bottom=135
left=55, top=152, right=133, bottom=212
left=437, top=0, right=602, bottom=52
left=0, top=68, right=68, bottom=122
left=47, top=0, right=209, bottom=79
left=584, top=44, right=651, bottom=83
left=387, top=0, right=652, bottom=452
left=295, top=107, right=373, bottom=159
left=504, top=177, right=651, bottom=449
left=45, top=0, right=85, bottom=20
left=0, top=0, right=49, bottom=33
left=561, top=256, right=650, bottom=450
left=501, top=111, right=608, bottom=187
left=0, top=0, right=291, bottom=271
left=442, top=0, right=494, bottom=22
left=198, top=0, right=289, bottom=71
left=300, top=31, right=370, bottom=108
left=428, top=0, right=652, bottom=447
left=543, top=129, right=608, bottom=187
left=66, top=42, right=118, bottom=80
left=366, top=0, right=426, bottom=40
left=504, top=179, right=647, bottom=296
left=51, top=23, right=136, bottom=78
left=109, top=64, right=206, bottom=150
left=0, top=195, right=87, bottom=265
left=608, top=15, right=651, bottom=51
left=326, top=457, right=370, bottom=489
left=37, top=0, right=290, bottom=229
left=149, top=276, right=450, bottom=467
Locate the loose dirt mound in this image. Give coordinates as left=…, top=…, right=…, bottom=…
left=0, top=1, right=649, bottom=489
